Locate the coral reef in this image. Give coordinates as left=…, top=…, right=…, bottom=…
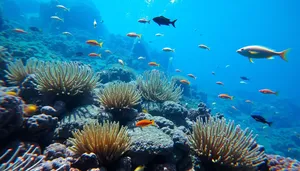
left=161, top=101, right=189, bottom=126
left=187, top=102, right=211, bottom=121
left=137, top=70, right=183, bottom=103
left=98, top=66, right=136, bottom=84
left=266, top=154, right=300, bottom=171
left=67, top=121, right=131, bottom=167
left=189, top=117, right=266, bottom=171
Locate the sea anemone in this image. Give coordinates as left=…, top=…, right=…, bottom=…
left=34, top=61, right=100, bottom=96
left=5, top=58, right=41, bottom=85
left=137, top=70, right=182, bottom=103
left=188, top=117, right=266, bottom=171
left=67, top=121, right=131, bottom=166
left=97, top=81, right=141, bottom=110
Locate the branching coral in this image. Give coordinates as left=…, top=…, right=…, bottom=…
left=34, top=61, right=100, bottom=96
left=5, top=58, right=41, bottom=85
left=188, top=117, right=266, bottom=170
left=137, top=70, right=182, bottom=103
left=67, top=121, right=131, bottom=166
left=97, top=81, right=141, bottom=110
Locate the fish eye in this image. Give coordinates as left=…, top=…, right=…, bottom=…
left=241, top=48, right=244, bottom=51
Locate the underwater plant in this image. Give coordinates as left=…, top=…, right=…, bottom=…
left=5, top=58, right=41, bottom=85
left=34, top=61, right=100, bottom=96
left=97, top=81, right=141, bottom=110
left=137, top=70, right=183, bottom=103
left=67, top=121, right=131, bottom=166
left=188, top=117, right=266, bottom=171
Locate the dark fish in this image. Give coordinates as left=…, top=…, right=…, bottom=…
left=153, top=16, right=177, bottom=28
left=29, top=27, right=42, bottom=32
left=251, top=115, right=272, bottom=126
left=75, top=52, right=84, bottom=56
left=240, top=76, right=250, bottom=81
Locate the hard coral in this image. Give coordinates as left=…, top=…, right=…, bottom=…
left=67, top=121, right=131, bottom=167
left=97, top=81, right=141, bottom=110
left=137, top=70, right=182, bottom=103
left=34, top=61, right=100, bottom=96
left=188, top=117, right=266, bottom=171
left=267, top=154, right=300, bottom=171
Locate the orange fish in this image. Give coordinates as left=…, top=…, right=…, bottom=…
left=24, top=104, right=38, bottom=116
left=175, top=69, right=181, bottom=72
left=259, top=89, right=279, bottom=95
left=231, top=106, right=238, bottom=110
left=127, top=32, right=142, bottom=38
left=180, top=79, right=190, bottom=85
left=187, top=74, right=196, bottom=79
left=13, top=28, right=27, bottom=34
left=245, top=100, right=253, bottom=104
left=218, top=94, right=234, bottom=100
left=136, top=119, right=155, bottom=127
left=88, top=53, right=101, bottom=57
left=86, top=40, right=103, bottom=47
left=216, top=81, right=224, bottom=85
left=148, top=62, right=159, bottom=67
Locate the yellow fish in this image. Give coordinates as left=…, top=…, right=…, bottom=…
left=6, top=91, right=17, bottom=96
left=24, top=104, right=38, bottom=116
left=134, top=166, right=145, bottom=171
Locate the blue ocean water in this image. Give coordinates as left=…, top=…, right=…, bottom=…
left=1, top=0, right=300, bottom=168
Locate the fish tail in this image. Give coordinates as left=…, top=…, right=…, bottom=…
left=158, top=64, right=160, bottom=67
left=99, top=42, right=103, bottom=48
left=231, top=96, right=234, bottom=100
left=275, top=91, right=279, bottom=96
left=138, top=34, right=142, bottom=38
left=279, top=48, right=291, bottom=62
left=98, top=54, right=102, bottom=57
left=172, top=49, right=175, bottom=52
left=171, top=19, right=177, bottom=28
left=151, top=120, right=155, bottom=125
left=267, top=122, right=273, bottom=127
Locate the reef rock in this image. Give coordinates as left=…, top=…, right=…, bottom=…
left=98, top=66, right=136, bottom=84
left=72, top=153, right=99, bottom=171
left=128, top=126, right=174, bottom=165
left=54, top=105, right=112, bottom=140
left=43, top=143, right=75, bottom=160
left=0, top=92, right=24, bottom=140
left=162, top=101, right=188, bottom=126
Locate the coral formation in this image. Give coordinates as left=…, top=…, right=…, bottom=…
left=97, top=81, right=141, bottom=110
left=34, top=61, right=100, bottom=96
left=188, top=117, right=266, bottom=170
left=67, top=121, right=131, bottom=167
left=266, top=154, right=300, bottom=171
left=98, top=66, right=136, bottom=84
left=137, top=70, right=182, bottom=103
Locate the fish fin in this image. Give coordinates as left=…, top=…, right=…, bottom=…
left=248, top=58, right=254, bottom=63
left=138, top=34, right=142, bottom=38
left=158, top=64, right=160, bottom=67
left=99, top=54, right=102, bottom=57
left=151, top=120, right=155, bottom=125
left=275, top=91, right=279, bottom=96
left=99, top=42, right=103, bottom=48
left=231, top=96, right=234, bottom=100
left=172, top=49, right=175, bottom=52
left=267, top=122, right=273, bottom=126
left=279, top=48, right=290, bottom=62
left=171, top=19, right=177, bottom=28
left=267, top=56, right=274, bottom=59
left=249, top=50, right=258, bottom=54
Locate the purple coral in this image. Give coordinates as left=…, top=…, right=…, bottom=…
left=267, top=154, right=300, bottom=171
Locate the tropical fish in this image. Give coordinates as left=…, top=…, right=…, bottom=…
left=51, top=16, right=64, bottom=22
left=13, top=28, right=27, bottom=34
left=225, top=65, right=230, bottom=68
left=24, top=104, right=38, bottom=116
left=216, top=81, right=224, bottom=85
left=240, top=81, right=247, bottom=84
left=175, top=69, right=181, bottom=72
left=245, top=100, right=253, bottom=104
left=198, top=44, right=210, bottom=50
left=155, top=33, right=164, bottom=37
left=153, top=16, right=177, bottom=28
left=136, top=119, right=155, bottom=127
left=180, top=80, right=190, bottom=85
left=127, top=32, right=142, bottom=38
left=118, top=59, right=124, bottom=66
left=259, top=89, right=279, bottom=95
left=162, top=47, right=175, bottom=52
left=5, top=91, right=17, bottom=96
left=56, top=5, right=70, bottom=11
left=148, top=62, right=159, bottom=67
left=187, top=74, right=196, bottom=79
left=138, top=56, right=146, bottom=60
left=231, top=106, right=238, bottom=110
left=237, top=45, right=290, bottom=63
left=105, top=50, right=112, bottom=54
left=240, top=76, right=250, bottom=81
left=138, top=18, right=150, bottom=24
left=251, top=115, right=272, bottom=126
left=218, top=94, right=234, bottom=100
left=134, top=165, right=145, bottom=171
left=93, top=19, right=97, bottom=28
left=86, top=40, right=103, bottom=47
left=62, top=32, right=73, bottom=36
left=88, top=53, right=101, bottom=57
